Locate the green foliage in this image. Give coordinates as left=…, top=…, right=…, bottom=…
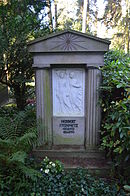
left=0, top=104, right=18, bottom=118
left=0, top=105, right=36, bottom=139
left=30, top=158, right=125, bottom=195
left=0, top=0, right=50, bottom=110
left=100, top=50, right=130, bottom=176
left=31, top=157, right=65, bottom=195
left=124, top=185, right=130, bottom=192
left=0, top=105, right=40, bottom=194
left=40, top=156, right=64, bottom=175
left=62, top=169, right=124, bottom=196
left=102, top=0, right=129, bottom=53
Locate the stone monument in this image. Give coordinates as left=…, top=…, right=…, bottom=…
left=28, top=30, right=110, bottom=169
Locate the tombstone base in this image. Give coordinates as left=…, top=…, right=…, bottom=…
left=31, top=148, right=112, bottom=176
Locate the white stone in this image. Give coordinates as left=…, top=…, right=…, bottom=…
left=52, top=68, right=85, bottom=117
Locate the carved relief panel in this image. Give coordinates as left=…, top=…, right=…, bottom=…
left=52, top=68, right=85, bottom=117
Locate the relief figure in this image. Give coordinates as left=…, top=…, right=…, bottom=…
left=54, top=69, right=83, bottom=115
left=56, top=70, right=72, bottom=113
left=69, top=71, right=82, bottom=112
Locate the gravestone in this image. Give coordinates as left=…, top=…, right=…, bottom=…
left=28, top=30, right=110, bottom=169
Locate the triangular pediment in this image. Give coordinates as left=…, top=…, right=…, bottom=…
left=28, top=30, right=110, bottom=53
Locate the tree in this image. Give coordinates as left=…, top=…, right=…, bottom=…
left=102, top=0, right=129, bottom=53
left=55, top=0, right=79, bottom=30
left=79, top=0, right=99, bottom=34
left=0, top=0, right=50, bottom=110
left=54, top=0, right=99, bottom=34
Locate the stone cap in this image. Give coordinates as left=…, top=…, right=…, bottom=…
left=28, top=29, right=111, bottom=53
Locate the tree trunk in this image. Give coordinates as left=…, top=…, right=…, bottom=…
left=125, top=0, right=129, bottom=54
left=14, top=83, right=26, bottom=110
left=48, top=0, right=53, bottom=31
left=53, top=2, right=57, bottom=30
left=94, top=0, right=98, bottom=36
left=82, top=0, right=88, bottom=33
left=86, top=0, right=89, bottom=31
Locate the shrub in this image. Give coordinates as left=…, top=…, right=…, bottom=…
left=0, top=105, right=40, bottom=194
left=30, top=157, right=125, bottom=196
left=100, top=50, right=130, bottom=178
left=31, top=157, right=65, bottom=195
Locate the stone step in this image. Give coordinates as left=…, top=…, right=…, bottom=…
left=32, top=149, right=112, bottom=176
left=52, top=157, right=110, bottom=168
left=32, top=149, right=106, bottom=159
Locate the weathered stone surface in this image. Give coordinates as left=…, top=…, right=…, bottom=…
left=85, top=67, right=101, bottom=147
left=35, top=69, right=52, bottom=147
left=32, top=149, right=112, bottom=176
left=53, top=117, right=85, bottom=145
left=28, top=30, right=110, bottom=53
left=33, top=53, right=104, bottom=67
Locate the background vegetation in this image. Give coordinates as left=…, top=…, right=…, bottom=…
left=100, top=50, right=130, bottom=179
left=0, top=0, right=129, bottom=195
left=0, top=0, right=51, bottom=109
left=0, top=0, right=129, bottom=109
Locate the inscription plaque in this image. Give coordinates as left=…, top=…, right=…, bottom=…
left=59, top=119, right=78, bottom=134
left=53, top=117, right=85, bottom=145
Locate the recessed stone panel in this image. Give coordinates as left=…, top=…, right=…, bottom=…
left=53, top=117, right=85, bottom=145
left=52, top=68, right=85, bottom=117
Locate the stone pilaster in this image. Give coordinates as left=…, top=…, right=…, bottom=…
left=85, top=66, right=101, bottom=147
left=35, top=66, right=52, bottom=147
